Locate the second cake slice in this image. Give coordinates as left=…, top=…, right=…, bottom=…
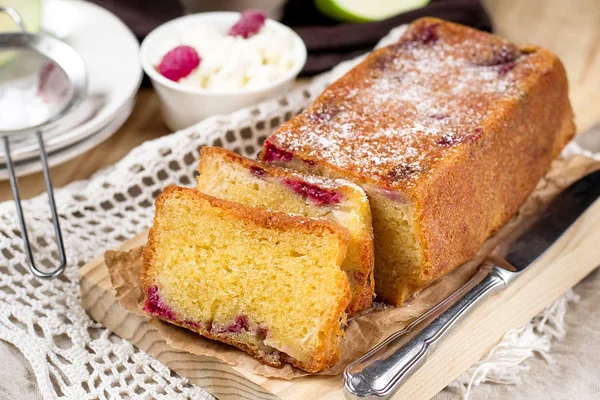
left=196, top=146, right=375, bottom=315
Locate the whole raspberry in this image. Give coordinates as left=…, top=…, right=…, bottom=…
left=158, top=45, right=201, bottom=82
left=228, top=10, right=267, bottom=38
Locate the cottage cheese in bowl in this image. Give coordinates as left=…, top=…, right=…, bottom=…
left=153, top=19, right=296, bottom=89
left=141, top=11, right=306, bottom=130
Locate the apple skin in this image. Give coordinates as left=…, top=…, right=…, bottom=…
left=314, top=0, right=431, bottom=23
left=315, top=0, right=374, bottom=23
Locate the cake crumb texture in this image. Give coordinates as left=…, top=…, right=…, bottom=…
left=141, top=185, right=351, bottom=372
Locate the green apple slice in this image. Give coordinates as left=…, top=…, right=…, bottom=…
left=315, top=0, right=430, bottom=23
left=0, top=0, right=42, bottom=66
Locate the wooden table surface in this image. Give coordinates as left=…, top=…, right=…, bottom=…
left=1, top=0, right=599, bottom=202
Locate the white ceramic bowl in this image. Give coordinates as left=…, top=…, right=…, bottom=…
left=140, top=12, right=307, bottom=131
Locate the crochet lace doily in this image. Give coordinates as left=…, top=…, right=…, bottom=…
left=0, top=26, right=597, bottom=400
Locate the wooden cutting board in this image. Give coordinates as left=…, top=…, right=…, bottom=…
left=80, top=198, right=600, bottom=400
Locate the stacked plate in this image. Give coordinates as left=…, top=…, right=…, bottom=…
left=0, top=0, right=142, bottom=180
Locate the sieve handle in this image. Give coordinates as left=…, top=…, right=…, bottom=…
left=0, top=7, right=27, bottom=32
left=2, top=132, right=67, bottom=279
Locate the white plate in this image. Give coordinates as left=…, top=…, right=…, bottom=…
left=0, top=0, right=142, bottom=169
left=0, top=97, right=136, bottom=180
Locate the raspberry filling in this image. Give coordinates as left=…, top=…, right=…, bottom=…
left=144, top=290, right=266, bottom=339
left=387, top=164, right=421, bottom=182
left=485, top=45, right=518, bottom=66
left=473, top=44, right=521, bottom=76
left=183, top=320, right=202, bottom=329
left=158, top=45, right=201, bottom=82
left=283, top=179, right=342, bottom=206
left=223, top=315, right=250, bottom=333
left=497, top=62, right=516, bottom=75
left=262, top=141, right=295, bottom=163
left=229, top=10, right=267, bottom=39
left=413, top=23, right=440, bottom=44
left=437, top=135, right=456, bottom=146
left=437, top=127, right=483, bottom=147
left=250, top=165, right=267, bottom=178
left=399, top=22, right=440, bottom=47
left=143, top=286, right=176, bottom=321
left=308, top=102, right=341, bottom=123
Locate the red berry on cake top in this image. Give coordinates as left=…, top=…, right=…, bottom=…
left=262, top=141, right=295, bottom=163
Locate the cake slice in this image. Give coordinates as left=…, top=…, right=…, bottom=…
left=260, top=17, right=575, bottom=305
left=196, top=146, right=374, bottom=316
left=141, top=185, right=351, bottom=372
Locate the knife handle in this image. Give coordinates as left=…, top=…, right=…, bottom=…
left=344, top=264, right=510, bottom=400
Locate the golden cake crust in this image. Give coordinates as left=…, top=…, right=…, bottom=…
left=263, top=18, right=574, bottom=193
left=261, top=18, right=575, bottom=304
left=138, top=308, right=346, bottom=373
left=198, top=146, right=375, bottom=315
left=141, top=185, right=351, bottom=372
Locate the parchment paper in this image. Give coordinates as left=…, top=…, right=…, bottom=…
left=105, top=155, right=600, bottom=380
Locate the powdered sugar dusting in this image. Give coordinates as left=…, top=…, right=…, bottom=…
left=267, top=20, right=528, bottom=189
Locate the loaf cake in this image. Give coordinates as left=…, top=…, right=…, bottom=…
left=196, top=146, right=375, bottom=315
left=141, top=185, right=351, bottom=372
left=260, top=17, right=575, bottom=305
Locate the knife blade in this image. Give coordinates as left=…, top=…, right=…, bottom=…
left=506, top=168, right=600, bottom=270
left=344, top=168, right=600, bottom=399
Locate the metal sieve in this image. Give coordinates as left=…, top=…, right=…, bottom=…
left=0, top=7, right=87, bottom=278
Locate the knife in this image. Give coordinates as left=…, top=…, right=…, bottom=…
left=344, top=168, right=600, bottom=399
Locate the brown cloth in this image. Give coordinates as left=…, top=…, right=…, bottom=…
left=282, top=0, right=493, bottom=74
left=89, top=0, right=492, bottom=76
left=89, top=0, right=184, bottom=39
